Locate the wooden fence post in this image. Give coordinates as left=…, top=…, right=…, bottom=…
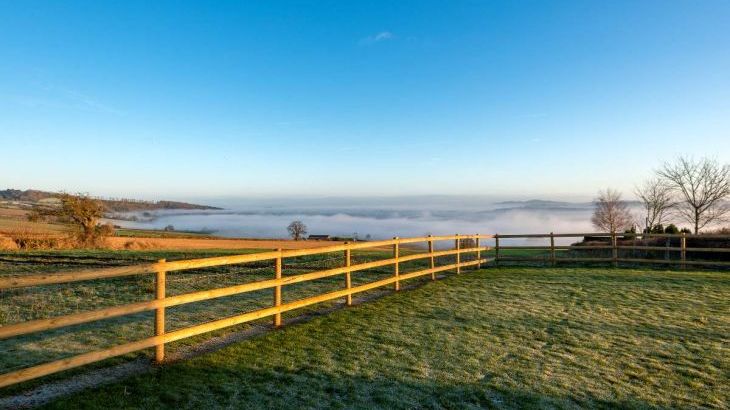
left=495, top=234, right=500, bottom=265
left=476, top=235, right=481, bottom=270
left=632, top=234, right=636, bottom=260
left=550, top=232, right=555, bottom=267
left=393, top=237, right=400, bottom=291
left=274, top=249, right=282, bottom=327
left=681, top=233, right=687, bottom=270
left=8, top=231, right=730, bottom=389
left=344, top=242, right=352, bottom=306
left=455, top=234, right=461, bottom=274
left=611, top=232, right=618, bottom=268
left=155, top=259, right=166, bottom=363
left=428, top=235, right=435, bottom=280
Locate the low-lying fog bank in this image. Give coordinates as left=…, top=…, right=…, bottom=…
left=114, top=198, right=600, bottom=245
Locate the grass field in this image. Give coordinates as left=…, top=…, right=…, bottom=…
left=0, top=248, right=447, bottom=389
left=1, top=250, right=727, bottom=409
left=112, top=228, right=217, bottom=239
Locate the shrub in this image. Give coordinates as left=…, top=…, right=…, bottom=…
left=97, top=223, right=116, bottom=237
left=6, top=230, right=73, bottom=250
left=650, top=224, right=664, bottom=234
left=664, top=224, right=680, bottom=234
left=0, top=235, right=20, bottom=250
left=31, top=193, right=112, bottom=248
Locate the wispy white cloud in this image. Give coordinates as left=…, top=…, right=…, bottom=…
left=59, top=87, right=124, bottom=116
left=11, top=79, right=125, bottom=116
left=359, top=31, right=394, bottom=46
left=46, top=85, right=125, bottom=115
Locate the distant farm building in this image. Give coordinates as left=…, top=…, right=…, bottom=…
left=308, top=234, right=331, bottom=241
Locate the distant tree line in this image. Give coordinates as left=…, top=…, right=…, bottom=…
left=593, top=156, right=730, bottom=234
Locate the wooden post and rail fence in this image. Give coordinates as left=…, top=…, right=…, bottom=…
left=492, top=232, right=730, bottom=267
left=0, top=234, right=492, bottom=388
left=1, top=231, right=729, bottom=388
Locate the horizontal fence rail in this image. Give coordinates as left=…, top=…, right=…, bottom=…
left=1, top=231, right=728, bottom=389
left=0, top=234, right=493, bottom=388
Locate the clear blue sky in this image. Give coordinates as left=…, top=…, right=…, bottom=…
left=1, top=1, right=729, bottom=200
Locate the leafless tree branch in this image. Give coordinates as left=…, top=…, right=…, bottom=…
left=591, top=188, right=634, bottom=233
left=634, top=177, right=675, bottom=232
left=287, top=220, right=308, bottom=241
left=657, top=157, right=730, bottom=234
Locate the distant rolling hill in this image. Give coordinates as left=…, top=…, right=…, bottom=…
left=0, top=189, right=221, bottom=212
left=495, top=199, right=641, bottom=210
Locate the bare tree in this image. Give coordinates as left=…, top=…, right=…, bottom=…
left=591, top=189, right=634, bottom=233
left=634, top=177, right=674, bottom=233
left=30, top=193, right=109, bottom=246
left=657, top=157, right=730, bottom=234
left=287, top=220, right=307, bottom=240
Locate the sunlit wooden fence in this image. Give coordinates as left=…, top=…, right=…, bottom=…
left=0, top=234, right=492, bottom=388
left=1, top=231, right=729, bottom=389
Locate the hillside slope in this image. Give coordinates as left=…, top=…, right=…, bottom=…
left=0, top=189, right=221, bottom=212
